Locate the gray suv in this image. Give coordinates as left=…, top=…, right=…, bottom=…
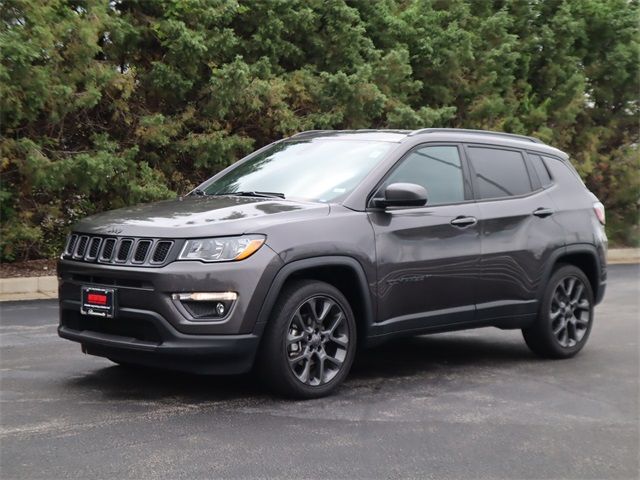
left=58, top=129, right=607, bottom=398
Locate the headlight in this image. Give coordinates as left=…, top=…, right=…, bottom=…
left=177, top=235, right=265, bottom=262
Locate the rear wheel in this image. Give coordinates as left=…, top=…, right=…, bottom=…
left=523, top=265, right=594, bottom=358
left=258, top=280, right=357, bottom=399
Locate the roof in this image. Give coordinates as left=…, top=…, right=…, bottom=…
left=408, top=128, right=543, bottom=144
left=288, top=128, right=544, bottom=145
left=288, top=129, right=411, bottom=142
left=286, top=128, right=566, bottom=158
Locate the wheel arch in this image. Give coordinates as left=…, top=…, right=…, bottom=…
left=541, top=244, right=603, bottom=303
left=254, top=256, right=375, bottom=347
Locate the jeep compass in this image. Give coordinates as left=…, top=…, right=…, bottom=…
left=58, top=128, right=607, bottom=398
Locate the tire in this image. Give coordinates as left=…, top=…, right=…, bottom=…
left=523, top=264, right=594, bottom=359
left=257, top=279, right=357, bottom=399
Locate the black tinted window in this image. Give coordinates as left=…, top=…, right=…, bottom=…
left=383, top=145, right=465, bottom=205
left=528, top=153, right=553, bottom=187
left=468, top=147, right=532, bottom=199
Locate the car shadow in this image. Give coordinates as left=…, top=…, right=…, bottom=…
left=64, top=331, right=535, bottom=402
left=66, top=365, right=265, bottom=402
left=351, top=332, right=533, bottom=380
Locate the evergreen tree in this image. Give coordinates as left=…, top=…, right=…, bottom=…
left=1, top=0, right=638, bottom=260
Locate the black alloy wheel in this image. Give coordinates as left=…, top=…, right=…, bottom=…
left=258, top=280, right=357, bottom=398
left=523, top=264, right=594, bottom=359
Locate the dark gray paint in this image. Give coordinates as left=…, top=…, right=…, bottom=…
left=57, top=129, right=607, bottom=373
left=368, top=202, right=481, bottom=331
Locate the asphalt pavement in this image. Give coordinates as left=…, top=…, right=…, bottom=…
left=1, top=265, right=638, bottom=479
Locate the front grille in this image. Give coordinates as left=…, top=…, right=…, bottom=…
left=65, top=234, right=78, bottom=256
left=74, top=236, right=89, bottom=258
left=133, top=240, right=152, bottom=263
left=62, top=234, right=177, bottom=267
left=152, top=241, right=173, bottom=263
left=116, top=239, right=133, bottom=262
left=100, top=238, right=116, bottom=261
left=86, top=237, right=102, bottom=260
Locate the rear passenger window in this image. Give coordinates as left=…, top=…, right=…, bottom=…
left=382, top=145, right=465, bottom=205
left=528, top=153, right=553, bottom=187
left=467, top=147, right=532, bottom=199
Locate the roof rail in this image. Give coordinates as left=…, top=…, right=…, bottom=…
left=289, top=130, right=331, bottom=138
left=289, top=128, right=413, bottom=138
left=408, top=128, right=544, bottom=144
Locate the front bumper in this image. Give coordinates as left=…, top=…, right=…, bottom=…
left=58, top=299, right=261, bottom=374
left=57, top=246, right=283, bottom=374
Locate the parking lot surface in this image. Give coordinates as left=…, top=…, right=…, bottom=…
left=1, top=265, right=638, bottom=479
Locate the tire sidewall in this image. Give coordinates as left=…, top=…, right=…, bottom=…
left=268, top=282, right=357, bottom=398
left=539, top=266, right=594, bottom=357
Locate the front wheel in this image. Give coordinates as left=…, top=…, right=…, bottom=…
left=523, top=265, right=594, bottom=358
left=257, top=280, right=357, bottom=399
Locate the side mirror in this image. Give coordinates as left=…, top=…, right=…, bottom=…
left=372, top=183, right=427, bottom=208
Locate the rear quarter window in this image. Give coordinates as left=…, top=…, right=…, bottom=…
left=527, top=153, right=553, bottom=187
left=541, top=155, right=587, bottom=190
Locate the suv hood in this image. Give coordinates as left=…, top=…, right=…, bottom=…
left=73, top=196, right=330, bottom=238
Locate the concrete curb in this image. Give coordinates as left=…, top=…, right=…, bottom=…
left=0, top=248, right=638, bottom=302
left=608, top=248, right=640, bottom=265
left=0, top=276, right=58, bottom=302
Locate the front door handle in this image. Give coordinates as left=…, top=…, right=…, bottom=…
left=450, top=216, right=477, bottom=228
left=533, top=207, right=554, bottom=218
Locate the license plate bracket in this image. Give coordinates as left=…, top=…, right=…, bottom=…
left=81, top=286, right=116, bottom=318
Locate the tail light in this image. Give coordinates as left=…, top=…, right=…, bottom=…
left=593, top=201, right=606, bottom=225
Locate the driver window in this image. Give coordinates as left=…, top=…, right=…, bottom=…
left=382, top=145, right=465, bottom=205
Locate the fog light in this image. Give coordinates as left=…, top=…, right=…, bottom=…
left=171, top=292, right=237, bottom=320
left=171, top=292, right=237, bottom=302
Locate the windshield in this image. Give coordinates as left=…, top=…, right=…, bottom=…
left=201, top=139, right=394, bottom=202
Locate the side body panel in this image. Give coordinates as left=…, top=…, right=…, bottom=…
left=367, top=203, right=481, bottom=336
left=262, top=205, right=378, bottom=327
left=543, top=157, right=603, bottom=246
left=473, top=190, right=565, bottom=322
left=542, top=156, right=608, bottom=298
left=462, top=144, right=566, bottom=326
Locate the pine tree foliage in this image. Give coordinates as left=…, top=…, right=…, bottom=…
left=1, top=0, right=638, bottom=260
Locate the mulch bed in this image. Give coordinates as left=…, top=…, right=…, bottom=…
left=0, top=259, right=58, bottom=278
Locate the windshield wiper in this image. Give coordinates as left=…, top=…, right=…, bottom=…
left=217, top=191, right=286, bottom=199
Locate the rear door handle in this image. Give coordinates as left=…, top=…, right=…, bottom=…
left=533, top=207, right=554, bottom=218
left=450, top=216, right=477, bottom=228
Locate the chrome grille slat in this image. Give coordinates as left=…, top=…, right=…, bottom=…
left=85, top=237, right=102, bottom=260
left=100, top=238, right=116, bottom=261
left=152, top=241, right=173, bottom=264
left=116, top=239, right=134, bottom=262
left=65, top=234, right=78, bottom=256
left=62, top=234, right=174, bottom=267
left=133, top=240, right=152, bottom=263
left=74, top=236, right=89, bottom=259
